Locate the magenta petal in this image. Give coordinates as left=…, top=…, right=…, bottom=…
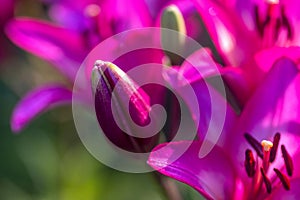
left=180, top=48, right=250, bottom=105
left=163, top=57, right=238, bottom=153
left=148, top=141, right=240, bottom=199
left=225, top=58, right=300, bottom=176
left=192, top=0, right=259, bottom=66
left=220, top=67, right=251, bottom=106
left=255, top=46, right=300, bottom=73
left=5, top=18, right=86, bottom=80
left=179, top=48, right=222, bottom=82
left=11, top=85, right=72, bottom=132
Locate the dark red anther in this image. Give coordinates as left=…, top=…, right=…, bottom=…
left=270, top=132, right=281, bottom=163
left=281, top=145, right=294, bottom=176
left=274, top=18, right=281, bottom=41
left=244, top=133, right=263, bottom=158
left=281, top=7, right=293, bottom=40
left=254, top=5, right=263, bottom=36
left=245, top=149, right=256, bottom=177
left=260, top=168, right=272, bottom=194
left=274, top=168, right=291, bottom=190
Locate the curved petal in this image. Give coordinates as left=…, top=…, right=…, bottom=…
left=255, top=46, right=300, bottom=73
left=163, top=50, right=238, bottom=153
left=179, top=48, right=250, bottom=106
left=148, top=141, right=242, bottom=200
left=225, top=58, right=300, bottom=179
left=192, top=0, right=259, bottom=66
left=11, top=85, right=72, bottom=132
left=5, top=18, right=86, bottom=80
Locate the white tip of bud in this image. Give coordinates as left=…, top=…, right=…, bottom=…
left=91, top=60, right=126, bottom=95
left=261, top=140, right=274, bottom=151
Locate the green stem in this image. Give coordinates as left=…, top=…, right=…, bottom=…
left=153, top=172, right=183, bottom=200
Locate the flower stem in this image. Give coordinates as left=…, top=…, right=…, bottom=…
left=153, top=172, right=183, bottom=200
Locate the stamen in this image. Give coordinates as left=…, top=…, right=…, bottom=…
left=260, top=168, right=272, bottom=194
left=281, top=145, right=294, bottom=176
left=281, top=7, right=293, bottom=40
left=254, top=5, right=263, bottom=36
left=245, top=149, right=256, bottom=177
left=274, top=18, right=281, bottom=40
left=270, top=133, right=281, bottom=162
left=274, top=168, right=291, bottom=190
left=244, top=133, right=264, bottom=158
left=261, top=140, right=273, bottom=170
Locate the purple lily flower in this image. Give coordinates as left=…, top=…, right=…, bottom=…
left=148, top=57, right=300, bottom=199
left=189, top=0, right=300, bottom=106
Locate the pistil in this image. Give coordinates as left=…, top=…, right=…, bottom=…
left=261, top=140, right=273, bottom=170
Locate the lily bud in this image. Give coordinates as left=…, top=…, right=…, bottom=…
left=161, top=4, right=187, bottom=65
left=92, top=60, right=159, bottom=152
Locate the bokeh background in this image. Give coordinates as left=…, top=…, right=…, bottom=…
left=0, top=1, right=202, bottom=199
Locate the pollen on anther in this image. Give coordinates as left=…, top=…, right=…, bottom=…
left=245, top=149, right=256, bottom=177
left=261, top=140, right=273, bottom=151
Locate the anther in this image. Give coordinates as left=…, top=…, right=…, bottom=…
left=245, top=149, right=256, bottom=177
left=260, top=168, right=272, bottom=194
left=281, top=145, right=294, bottom=176
left=274, top=18, right=281, bottom=40
left=244, top=133, right=264, bottom=158
left=270, top=133, right=281, bottom=163
left=281, top=7, right=293, bottom=40
left=274, top=168, right=291, bottom=190
left=254, top=5, right=264, bottom=36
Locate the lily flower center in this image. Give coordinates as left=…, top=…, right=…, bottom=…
left=254, top=0, right=293, bottom=48
left=244, top=133, right=294, bottom=198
